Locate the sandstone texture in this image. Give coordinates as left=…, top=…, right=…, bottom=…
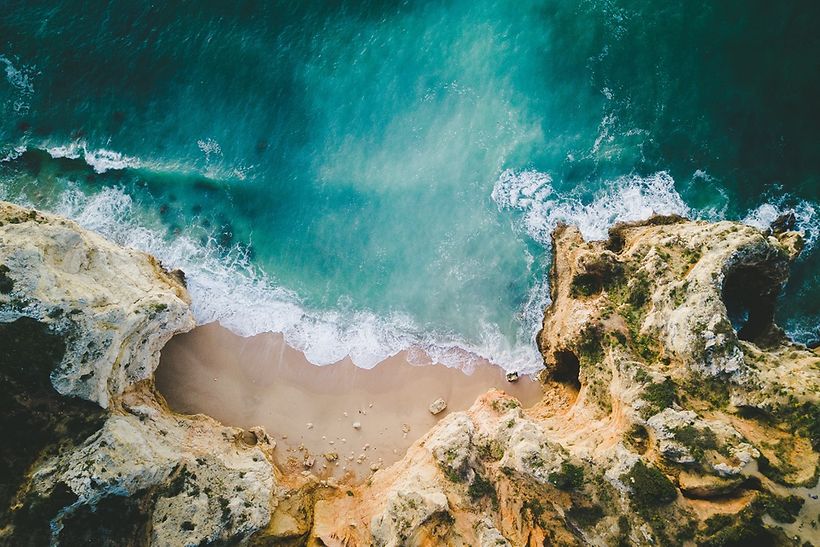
left=2, top=202, right=818, bottom=546
left=0, top=202, right=276, bottom=546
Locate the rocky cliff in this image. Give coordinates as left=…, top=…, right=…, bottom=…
left=1, top=202, right=817, bottom=546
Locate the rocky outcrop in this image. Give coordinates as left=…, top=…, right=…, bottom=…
left=0, top=202, right=278, bottom=546
left=0, top=203, right=192, bottom=408
left=2, top=202, right=818, bottom=546
left=305, top=215, right=818, bottom=546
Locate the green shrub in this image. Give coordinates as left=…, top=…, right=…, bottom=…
left=467, top=473, right=497, bottom=505
left=567, top=504, right=604, bottom=527
left=753, top=492, right=804, bottom=524
left=548, top=462, right=585, bottom=490
left=640, top=379, right=676, bottom=418
left=625, top=424, right=649, bottom=454
left=621, top=461, right=677, bottom=513
left=673, top=425, right=718, bottom=460
left=699, top=510, right=770, bottom=547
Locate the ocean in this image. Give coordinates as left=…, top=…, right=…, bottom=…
left=1, top=0, right=817, bottom=372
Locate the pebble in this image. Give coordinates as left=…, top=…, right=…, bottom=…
left=352, top=421, right=362, bottom=430
left=428, top=398, right=447, bottom=415
left=306, top=422, right=314, bottom=429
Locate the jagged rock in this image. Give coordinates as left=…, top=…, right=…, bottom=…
left=3, top=203, right=818, bottom=547
left=426, top=413, right=474, bottom=479
left=768, top=211, right=796, bottom=234
left=0, top=202, right=194, bottom=407
left=678, top=471, right=745, bottom=499
left=370, top=486, right=451, bottom=547
left=495, top=409, right=564, bottom=483
left=476, top=519, right=512, bottom=546
left=0, top=202, right=277, bottom=545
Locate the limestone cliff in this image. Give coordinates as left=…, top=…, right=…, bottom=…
left=1, top=202, right=817, bottom=546
left=0, top=202, right=273, bottom=546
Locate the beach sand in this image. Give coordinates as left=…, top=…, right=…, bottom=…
left=155, top=322, right=543, bottom=482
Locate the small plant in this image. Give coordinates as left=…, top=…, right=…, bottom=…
left=491, top=398, right=520, bottom=412
left=634, top=367, right=651, bottom=384
left=640, top=379, right=676, bottom=418
left=753, top=492, right=805, bottom=524
left=673, top=425, right=718, bottom=460
left=775, top=400, right=820, bottom=450
left=682, top=375, right=730, bottom=408
left=625, top=424, right=649, bottom=454
left=670, top=282, right=688, bottom=307
left=467, top=473, right=497, bottom=505
left=441, top=465, right=465, bottom=483
left=621, top=461, right=677, bottom=513
left=627, top=274, right=652, bottom=308
left=477, top=440, right=505, bottom=461
left=522, top=499, right=544, bottom=523
left=548, top=461, right=585, bottom=491
left=567, top=504, right=604, bottom=527
left=616, top=515, right=632, bottom=547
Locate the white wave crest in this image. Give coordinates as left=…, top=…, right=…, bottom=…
left=45, top=186, right=544, bottom=372
left=743, top=198, right=818, bottom=251
left=492, top=169, right=690, bottom=244
left=46, top=141, right=141, bottom=173
left=1, top=145, right=27, bottom=163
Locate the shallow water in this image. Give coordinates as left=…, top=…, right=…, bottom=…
left=1, top=1, right=817, bottom=370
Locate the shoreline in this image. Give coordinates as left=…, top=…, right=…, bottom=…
left=155, top=322, right=544, bottom=482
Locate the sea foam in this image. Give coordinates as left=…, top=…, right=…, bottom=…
left=491, top=169, right=691, bottom=244
left=2, top=158, right=816, bottom=371
left=46, top=142, right=142, bottom=174
left=47, top=169, right=696, bottom=374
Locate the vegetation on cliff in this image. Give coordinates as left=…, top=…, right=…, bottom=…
left=1, top=202, right=817, bottom=545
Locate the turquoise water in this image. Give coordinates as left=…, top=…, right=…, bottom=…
left=1, top=1, right=817, bottom=370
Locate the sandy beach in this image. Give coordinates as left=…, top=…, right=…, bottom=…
left=155, top=322, right=543, bottom=482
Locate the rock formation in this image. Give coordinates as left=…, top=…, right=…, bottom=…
left=0, top=202, right=273, bottom=546
left=1, top=202, right=817, bottom=546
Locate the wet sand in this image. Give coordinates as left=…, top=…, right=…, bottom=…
left=155, top=322, right=543, bottom=482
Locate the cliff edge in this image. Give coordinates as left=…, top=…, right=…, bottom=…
left=1, top=202, right=817, bottom=546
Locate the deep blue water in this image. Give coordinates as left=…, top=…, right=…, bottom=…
left=1, top=1, right=817, bottom=370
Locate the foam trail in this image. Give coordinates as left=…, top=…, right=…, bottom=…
left=492, top=169, right=691, bottom=244
left=0, top=55, right=35, bottom=94
left=45, top=185, right=546, bottom=372
left=44, top=170, right=699, bottom=373
left=1, top=145, right=27, bottom=163
left=743, top=197, right=818, bottom=251
left=46, top=142, right=141, bottom=174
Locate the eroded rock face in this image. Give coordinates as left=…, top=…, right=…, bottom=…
left=0, top=202, right=279, bottom=546
left=2, top=203, right=818, bottom=546
left=0, top=202, right=193, bottom=407
left=303, top=216, right=818, bottom=546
